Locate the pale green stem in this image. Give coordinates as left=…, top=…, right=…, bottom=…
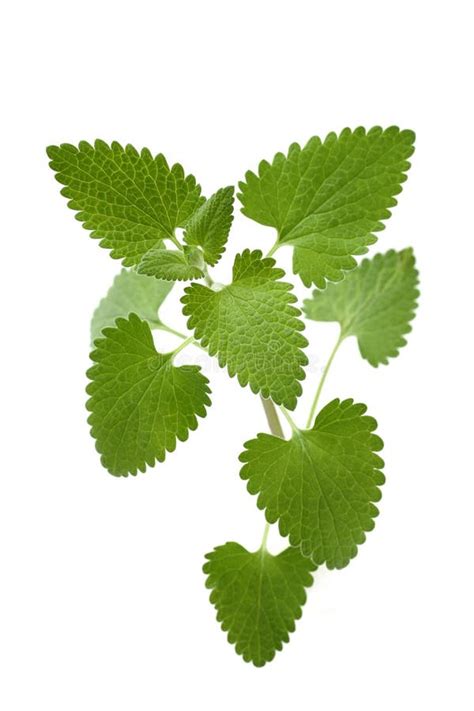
left=279, top=406, right=298, bottom=432
left=171, top=336, right=195, bottom=358
left=259, top=396, right=286, bottom=551
left=306, top=332, right=344, bottom=429
left=202, top=263, right=213, bottom=287
left=260, top=395, right=285, bottom=438
left=168, top=233, right=184, bottom=251
left=265, top=241, right=279, bottom=258
left=260, top=523, right=270, bottom=553
left=154, top=322, right=188, bottom=340
left=155, top=323, right=206, bottom=353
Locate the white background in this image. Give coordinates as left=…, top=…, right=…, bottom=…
left=1, top=1, right=473, bottom=709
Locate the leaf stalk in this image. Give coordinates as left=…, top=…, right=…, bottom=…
left=305, top=331, right=343, bottom=428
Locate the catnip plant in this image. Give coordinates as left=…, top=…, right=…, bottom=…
left=47, top=127, right=419, bottom=666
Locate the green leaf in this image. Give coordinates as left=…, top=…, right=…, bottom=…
left=238, top=126, right=415, bottom=287
left=137, top=246, right=205, bottom=281
left=204, top=542, right=315, bottom=667
left=90, top=268, right=173, bottom=343
left=86, top=313, right=211, bottom=476
left=240, top=398, right=385, bottom=569
left=47, top=140, right=204, bottom=265
left=184, top=186, right=234, bottom=266
left=304, top=248, right=419, bottom=366
left=181, top=249, right=308, bottom=409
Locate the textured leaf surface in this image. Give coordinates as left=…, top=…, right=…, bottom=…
left=184, top=186, right=234, bottom=265
left=47, top=140, right=204, bottom=265
left=238, top=126, right=415, bottom=287
left=86, top=314, right=211, bottom=476
left=204, top=542, right=315, bottom=667
left=240, top=399, right=385, bottom=569
left=90, top=269, right=173, bottom=343
left=137, top=246, right=204, bottom=281
left=304, top=248, right=419, bottom=366
left=181, top=249, right=308, bottom=409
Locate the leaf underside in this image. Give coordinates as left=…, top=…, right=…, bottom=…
left=204, top=542, right=315, bottom=666
left=181, top=249, right=308, bottom=409
left=47, top=140, right=204, bottom=265
left=238, top=126, right=415, bottom=287
left=86, top=313, right=211, bottom=476
left=304, top=248, right=420, bottom=366
left=240, top=398, right=385, bottom=569
left=90, top=268, right=173, bottom=343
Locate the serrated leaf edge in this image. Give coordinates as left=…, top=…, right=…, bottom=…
left=85, top=313, right=211, bottom=476
left=203, top=542, right=316, bottom=666
left=180, top=249, right=309, bottom=409
left=46, top=139, right=205, bottom=266
left=303, top=247, right=420, bottom=367
left=239, top=398, right=385, bottom=569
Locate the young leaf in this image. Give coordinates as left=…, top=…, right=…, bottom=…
left=90, top=268, right=173, bottom=343
left=137, top=246, right=205, bottom=281
left=181, top=249, right=308, bottom=410
left=238, top=126, right=415, bottom=287
left=240, top=399, right=385, bottom=569
left=184, top=186, right=234, bottom=266
left=204, top=542, right=315, bottom=667
left=304, top=248, right=419, bottom=366
left=86, top=313, right=211, bottom=476
left=47, top=140, right=204, bottom=265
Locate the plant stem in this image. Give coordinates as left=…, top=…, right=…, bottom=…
left=265, top=241, right=279, bottom=258
left=155, top=323, right=207, bottom=352
left=171, top=336, right=195, bottom=358
left=305, top=332, right=343, bottom=429
left=260, top=523, right=270, bottom=553
left=155, top=322, right=188, bottom=340
left=168, top=233, right=184, bottom=251
left=258, top=396, right=286, bottom=551
left=202, top=264, right=213, bottom=287
left=260, top=395, right=285, bottom=439
left=279, top=406, right=298, bottom=432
